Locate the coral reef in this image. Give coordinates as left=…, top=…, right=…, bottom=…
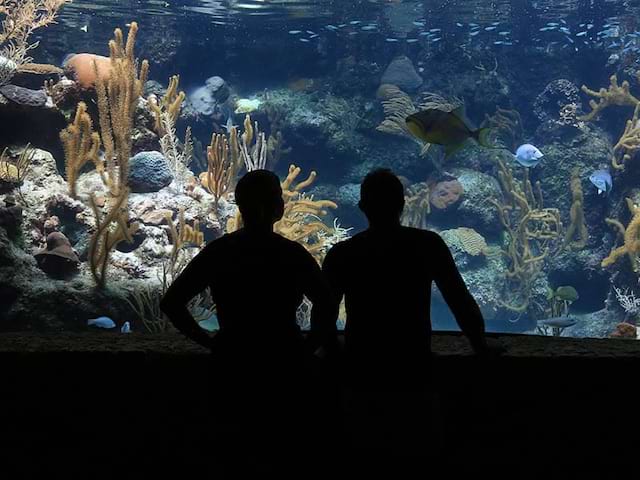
left=490, top=154, right=563, bottom=312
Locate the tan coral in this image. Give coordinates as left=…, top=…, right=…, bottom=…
left=563, top=167, right=588, bottom=250
left=602, top=198, right=640, bottom=272
left=612, top=102, right=640, bottom=170
left=578, top=75, right=640, bottom=122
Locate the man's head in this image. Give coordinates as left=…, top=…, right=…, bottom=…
left=235, top=170, right=284, bottom=229
left=358, top=168, right=405, bottom=226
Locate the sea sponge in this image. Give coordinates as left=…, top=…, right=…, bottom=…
left=429, top=179, right=463, bottom=210
left=63, top=53, right=112, bottom=89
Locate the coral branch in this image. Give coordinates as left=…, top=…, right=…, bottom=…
left=578, top=75, right=640, bottom=122
left=60, top=102, right=101, bottom=198
left=563, top=167, right=588, bottom=250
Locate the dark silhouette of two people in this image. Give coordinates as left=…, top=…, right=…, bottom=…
left=160, top=168, right=493, bottom=469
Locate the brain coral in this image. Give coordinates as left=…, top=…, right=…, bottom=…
left=442, top=227, right=487, bottom=256
left=429, top=179, right=463, bottom=210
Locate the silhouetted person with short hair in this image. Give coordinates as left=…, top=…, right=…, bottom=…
left=322, top=168, right=493, bottom=460
left=161, top=169, right=335, bottom=359
left=160, top=170, right=336, bottom=473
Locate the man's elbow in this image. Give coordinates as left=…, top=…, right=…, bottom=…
left=159, top=294, right=174, bottom=315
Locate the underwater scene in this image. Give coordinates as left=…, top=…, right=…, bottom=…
left=2, top=0, right=640, bottom=339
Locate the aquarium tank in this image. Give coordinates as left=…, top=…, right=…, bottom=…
left=1, top=0, right=640, bottom=340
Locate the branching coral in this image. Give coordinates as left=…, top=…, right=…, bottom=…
left=238, top=114, right=267, bottom=172
left=148, top=74, right=185, bottom=136
left=87, top=189, right=139, bottom=288
left=0, top=0, right=70, bottom=70
left=93, top=21, right=148, bottom=198
left=158, top=112, right=193, bottom=191
left=82, top=22, right=147, bottom=288
left=490, top=156, right=563, bottom=312
left=563, top=167, right=588, bottom=250
left=226, top=164, right=341, bottom=263
left=276, top=165, right=338, bottom=262
left=602, top=198, right=640, bottom=272
left=578, top=75, right=639, bottom=122
left=612, top=102, right=640, bottom=170
left=60, top=102, right=101, bottom=198
left=165, top=208, right=204, bottom=277
left=201, top=128, right=241, bottom=208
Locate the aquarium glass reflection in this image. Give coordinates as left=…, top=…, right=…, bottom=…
left=1, top=0, right=640, bottom=340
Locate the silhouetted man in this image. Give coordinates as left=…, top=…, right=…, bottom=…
left=160, top=170, right=336, bottom=473
left=160, top=169, right=335, bottom=360
left=322, top=169, right=493, bottom=459
left=324, top=169, right=489, bottom=371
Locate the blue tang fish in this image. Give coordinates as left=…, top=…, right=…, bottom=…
left=515, top=144, right=544, bottom=167
left=589, top=169, right=612, bottom=195
left=87, top=316, right=116, bottom=329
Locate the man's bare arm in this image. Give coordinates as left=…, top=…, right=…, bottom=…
left=160, top=249, right=214, bottom=349
left=431, top=233, right=488, bottom=353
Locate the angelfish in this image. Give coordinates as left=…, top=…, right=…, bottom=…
left=405, top=106, right=492, bottom=158
left=589, top=169, right=612, bottom=195
left=514, top=144, right=544, bottom=167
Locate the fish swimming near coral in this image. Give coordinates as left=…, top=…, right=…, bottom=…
left=514, top=143, right=544, bottom=167
left=87, top=316, right=116, bottom=329
left=589, top=169, right=612, bottom=195
left=405, top=106, right=492, bottom=158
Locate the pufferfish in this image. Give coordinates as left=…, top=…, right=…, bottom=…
left=405, top=106, right=493, bottom=158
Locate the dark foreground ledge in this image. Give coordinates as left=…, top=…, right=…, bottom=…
left=1, top=332, right=639, bottom=475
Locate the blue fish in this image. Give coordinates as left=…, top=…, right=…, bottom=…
left=589, top=169, right=612, bottom=195
left=515, top=144, right=544, bottom=167
left=87, top=316, right=116, bottom=329
left=120, top=321, right=131, bottom=333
